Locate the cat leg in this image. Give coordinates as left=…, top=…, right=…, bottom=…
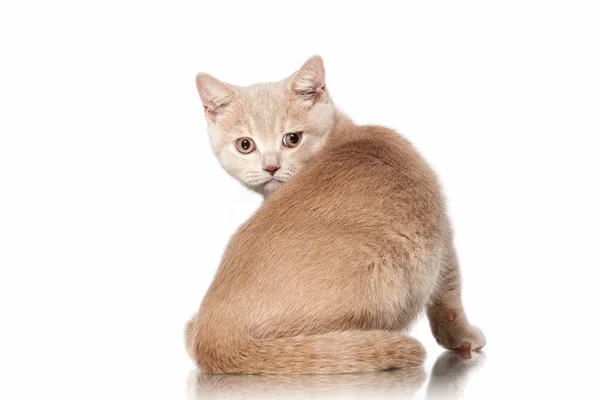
left=427, top=247, right=486, bottom=351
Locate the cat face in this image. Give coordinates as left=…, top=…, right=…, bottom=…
left=196, top=56, right=336, bottom=196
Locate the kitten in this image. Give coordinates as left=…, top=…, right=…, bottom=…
left=186, top=56, right=485, bottom=374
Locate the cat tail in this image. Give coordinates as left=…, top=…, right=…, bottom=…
left=187, top=319, right=425, bottom=374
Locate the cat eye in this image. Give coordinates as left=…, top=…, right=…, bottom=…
left=282, top=132, right=303, bottom=148
left=235, top=137, right=256, bottom=154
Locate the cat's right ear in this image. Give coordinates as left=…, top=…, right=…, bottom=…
left=289, top=55, right=327, bottom=104
left=195, top=73, right=236, bottom=122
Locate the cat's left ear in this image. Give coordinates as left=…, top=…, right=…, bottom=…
left=195, top=73, right=237, bottom=122
left=289, top=55, right=327, bottom=104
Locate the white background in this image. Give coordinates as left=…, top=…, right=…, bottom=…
left=1, top=1, right=599, bottom=399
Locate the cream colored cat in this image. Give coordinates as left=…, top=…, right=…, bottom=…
left=186, top=56, right=485, bottom=374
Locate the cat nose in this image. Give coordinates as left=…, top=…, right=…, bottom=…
left=264, top=165, right=280, bottom=176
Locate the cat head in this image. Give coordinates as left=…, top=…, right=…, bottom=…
left=195, top=56, right=337, bottom=196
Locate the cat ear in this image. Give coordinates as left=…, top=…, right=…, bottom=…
left=195, top=73, right=236, bottom=121
left=289, top=55, right=327, bottom=103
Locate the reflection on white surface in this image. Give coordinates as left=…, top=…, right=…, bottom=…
left=187, top=351, right=485, bottom=400
left=426, top=351, right=486, bottom=399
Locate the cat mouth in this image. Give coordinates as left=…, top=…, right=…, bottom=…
left=265, top=177, right=284, bottom=184
left=263, top=178, right=284, bottom=189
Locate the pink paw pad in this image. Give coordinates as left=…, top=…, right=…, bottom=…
left=475, top=346, right=483, bottom=351
left=455, top=342, right=471, bottom=351
left=445, top=314, right=454, bottom=321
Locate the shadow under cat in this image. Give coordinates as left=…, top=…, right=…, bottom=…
left=187, top=350, right=486, bottom=400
